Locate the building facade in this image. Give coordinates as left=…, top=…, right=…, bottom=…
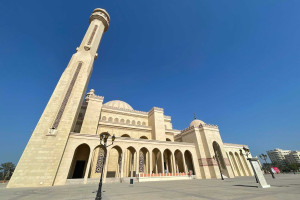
left=7, top=8, right=253, bottom=188
left=285, top=151, right=300, bottom=165
left=267, top=148, right=291, bottom=166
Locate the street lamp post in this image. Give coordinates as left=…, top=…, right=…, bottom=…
left=259, top=153, right=275, bottom=179
left=95, top=132, right=115, bottom=200
left=240, top=147, right=259, bottom=183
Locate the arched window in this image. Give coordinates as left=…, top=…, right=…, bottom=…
left=114, top=118, right=119, bottom=123
left=137, top=121, right=141, bottom=125
left=102, top=116, right=106, bottom=121
left=120, top=119, right=125, bottom=123
left=140, top=136, right=148, bottom=139
left=166, top=138, right=171, bottom=141
left=121, top=134, right=130, bottom=138
left=108, top=117, right=113, bottom=122
left=132, top=120, right=136, bottom=125
left=142, top=122, right=146, bottom=126
left=126, top=119, right=130, bottom=124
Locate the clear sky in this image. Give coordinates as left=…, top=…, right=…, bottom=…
left=0, top=0, right=299, bottom=164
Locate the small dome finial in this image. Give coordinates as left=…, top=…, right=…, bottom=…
left=193, top=113, right=197, bottom=120
left=90, top=89, right=95, bottom=95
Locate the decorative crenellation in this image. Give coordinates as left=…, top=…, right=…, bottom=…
left=89, top=8, right=110, bottom=32
left=85, top=90, right=104, bottom=102
left=89, top=94, right=104, bottom=101
left=85, top=93, right=104, bottom=102
left=180, top=126, right=195, bottom=134
left=175, top=123, right=218, bottom=138
left=102, top=105, right=148, bottom=115
left=199, top=124, right=218, bottom=129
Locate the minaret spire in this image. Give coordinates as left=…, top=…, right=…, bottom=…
left=8, top=8, right=110, bottom=188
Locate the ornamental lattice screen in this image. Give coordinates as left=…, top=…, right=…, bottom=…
left=139, top=150, right=145, bottom=173
left=95, top=147, right=105, bottom=173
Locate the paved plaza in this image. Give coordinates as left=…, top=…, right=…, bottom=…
left=1, top=174, right=300, bottom=200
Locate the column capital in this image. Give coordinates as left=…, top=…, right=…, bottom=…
left=89, top=8, right=110, bottom=32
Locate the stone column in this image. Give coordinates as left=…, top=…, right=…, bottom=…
left=103, top=147, right=110, bottom=183
left=149, top=150, right=153, bottom=174
left=80, top=89, right=104, bottom=134
left=172, top=153, right=176, bottom=175
left=83, top=150, right=93, bottom=184
left=160, top=151, right=164, bottom=175
left=146, top=151, right=149, bottom=174
left=166, top=155, right=169, bottom=173
left=120, top=150, right=125, bottom=178
left=136, top=148, right=140, bottom=176
left=124, top=149, right=129, bottom=177
left=129, top=152, right=133, bottom=177
left=148, top=108, right=166, bottom=141
left=182, top=153, right=187, bottom=173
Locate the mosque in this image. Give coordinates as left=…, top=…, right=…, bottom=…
left=7, top=8, right=253, bottom=188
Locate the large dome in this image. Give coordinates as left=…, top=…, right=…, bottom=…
left=189, top=119, right=206, bottom=127
left=104, top=100, right=133, bottom=110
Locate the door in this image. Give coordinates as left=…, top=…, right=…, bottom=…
left=72, top=160, right=86, bottom=178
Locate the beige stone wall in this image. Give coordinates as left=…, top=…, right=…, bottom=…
left=148, top=107, right=166, bottom=141
left=80, top=91, right=103, bottom=134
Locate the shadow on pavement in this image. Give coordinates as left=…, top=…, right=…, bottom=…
left=233, top=184, right=258, bottom=188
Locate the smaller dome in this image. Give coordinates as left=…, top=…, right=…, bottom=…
left=189, top=119, right=205, bottom=127
left=104, top=100, right=133, bottom=111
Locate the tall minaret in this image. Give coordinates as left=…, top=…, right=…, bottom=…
left=7, top=8, right=110, bottom=188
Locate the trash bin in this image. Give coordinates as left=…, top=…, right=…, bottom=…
left=130, top=178, right=134, bottom=185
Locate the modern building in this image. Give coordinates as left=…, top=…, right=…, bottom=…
left=267, top=148, right=291, bottom=166
left=7, top=8, right=254, bottom=188
left=285, top=151, right=300, bottom=165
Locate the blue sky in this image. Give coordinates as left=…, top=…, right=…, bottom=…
left=0, top=0, right=299, bottom=164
